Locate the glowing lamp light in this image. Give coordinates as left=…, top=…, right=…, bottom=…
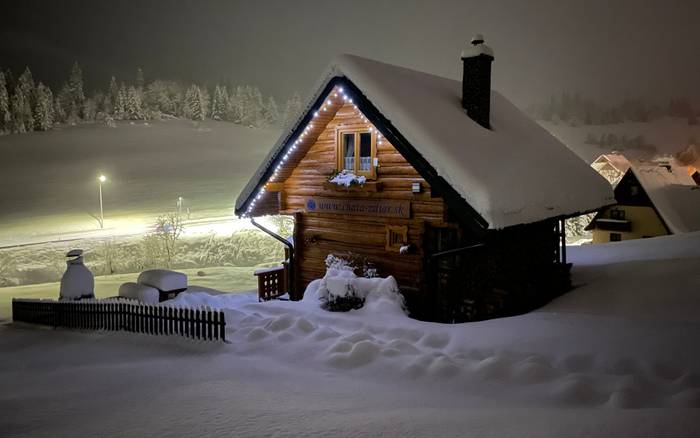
left=98, top=175, right=107, bottom=183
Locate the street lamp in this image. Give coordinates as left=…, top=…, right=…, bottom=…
left=98, top=174, right=107, bottom=229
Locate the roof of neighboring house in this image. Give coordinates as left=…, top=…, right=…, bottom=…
left=630, top=159, right=700, bottom=234
left=236, top=54, right=613, bottom=229
left=591, top=153, right=632, bottom=174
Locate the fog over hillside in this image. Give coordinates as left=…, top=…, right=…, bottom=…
left=2, top=1, right=699, bottom=108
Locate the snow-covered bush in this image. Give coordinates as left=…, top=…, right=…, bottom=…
left=325, top=253, right=378, bottom=278
left=324, top=277, right=365, bottom=311
left=311, top=254, right=406, bottom=314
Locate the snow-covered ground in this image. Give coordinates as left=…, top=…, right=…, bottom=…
left=0, top=119, right=280, bottom=246
left=1, top=233, right=700, bottom=437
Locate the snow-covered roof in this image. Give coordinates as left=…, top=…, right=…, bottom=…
left=592, top=154, right=631, bottom=174
left=236, top=54, right=614, bottom=229
left=629, top=160, right=700, bottom=234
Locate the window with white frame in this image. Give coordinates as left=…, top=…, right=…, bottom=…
left=337, top=129, right=376, bottom=178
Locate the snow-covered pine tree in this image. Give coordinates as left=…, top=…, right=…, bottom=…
left=83, top=97, right=98, bottom=121
left=33, top=82, right=55, bottom=131
left=53, top=86, right=68, bottom=124
left=183, top=85, right=195, bottom=119
left=10, top=86, right=27, bottom=133
left=226, top=86, right=244, bottom=123
left=18, top=67, right=36, bottom=108
left=187, top=85, right=205, bottom=121
left=17, top=69, right=35, bottom=131
left=108, top=76, right=119, bottom=113
left=0, top=72, right=10, bottom=133
left=91, top=90, right=108, bottom=118
left=263, top=95, right=279, bottom=126
left=114, top=84, right=127, bottom=120
left=248, top=86, right=264, bottom=126
left=67, top=62, right=85, bottom=119
left=126, top=86, right=144, bottom=119
left=210, top=85, right=221, bottom=120
left=282, top=92, right=302, bottom=127
left=210, top=85, right=228, bottom=121
left=200, top=86, right=210, bottom=119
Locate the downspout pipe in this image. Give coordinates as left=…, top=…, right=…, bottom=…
left=250, top=217, right=295, bottom=298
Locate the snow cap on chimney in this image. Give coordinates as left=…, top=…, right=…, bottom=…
left=461, top=34, right=494, bottom=59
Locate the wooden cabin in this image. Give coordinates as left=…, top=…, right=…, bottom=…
left=587, top=157, right=700, bottom=243
left=236, top=37, right=613, bottom=322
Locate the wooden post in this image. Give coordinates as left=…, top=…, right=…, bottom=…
left=207, top=308, right=213, bottom=340
left=292, top=211, right=303, bottom=300
left=560, top=218, right=567, bottom=265
left=219, top=310, right=225, bottom=342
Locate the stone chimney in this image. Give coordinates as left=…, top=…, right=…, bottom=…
left=461, top=34, right=494, bottom=129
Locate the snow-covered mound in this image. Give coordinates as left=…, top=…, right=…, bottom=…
left=165, top=288, right=258, bottom=309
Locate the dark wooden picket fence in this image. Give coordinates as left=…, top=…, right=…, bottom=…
left=12, top=299, right=226, bottom=342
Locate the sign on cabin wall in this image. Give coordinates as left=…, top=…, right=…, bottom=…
left=305, top=197, right=410, bottom=218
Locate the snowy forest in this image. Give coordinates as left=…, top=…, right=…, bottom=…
left=0, top=63, right=303, bottom=135
left=528, top=92, right=698, bottom=126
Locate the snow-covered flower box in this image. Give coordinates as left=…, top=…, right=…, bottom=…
left=327, top=170, right=366, bottom=187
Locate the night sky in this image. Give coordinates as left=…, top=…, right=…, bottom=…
left=2, top=0, right=698, bottom=107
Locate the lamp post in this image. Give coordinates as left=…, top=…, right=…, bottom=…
left=98, top=174, right=107, bottom=229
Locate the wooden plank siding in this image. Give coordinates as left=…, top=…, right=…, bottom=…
left=278, top=97, right=450, bottom=294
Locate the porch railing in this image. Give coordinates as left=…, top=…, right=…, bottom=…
left=254, top=265, right=287, bottom=301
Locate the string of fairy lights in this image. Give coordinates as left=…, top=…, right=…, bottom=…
left=242, top=84, right=383, bottom=218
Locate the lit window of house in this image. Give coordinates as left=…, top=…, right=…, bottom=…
left=610, top=209, right=625, bottom=220
left=337, top=129, right=376, bottom=178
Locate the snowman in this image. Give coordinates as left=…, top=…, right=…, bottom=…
left=59, top=249, right=95, bottom=300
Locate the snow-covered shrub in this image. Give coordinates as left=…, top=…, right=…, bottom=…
left=325, top=254, right=356, bottom=273
left=324, top=277, right=365, bottom=311
left=312, top=256, right=406, bottom=314
left=325, top=253, right=377, bottom=278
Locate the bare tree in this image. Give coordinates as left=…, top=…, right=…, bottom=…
left=153, top=213, right=184, bottom=268
left=268, top=215, right=294, bottom=237
left=97, top=239, right=117, bottom=275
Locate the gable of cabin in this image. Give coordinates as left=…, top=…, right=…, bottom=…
left=268, top=85, right=457, bottom=297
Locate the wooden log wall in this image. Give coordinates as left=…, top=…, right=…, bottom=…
left=279, top=97, right=451, bottom=294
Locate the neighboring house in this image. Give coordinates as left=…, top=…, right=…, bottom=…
left=587, top=157, right=700, bottom=243
left=591, top=153, right=631, bottom=186
left=691, top=167, right=700, bottom=185
left=236, top=36, right=613, bottom=322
